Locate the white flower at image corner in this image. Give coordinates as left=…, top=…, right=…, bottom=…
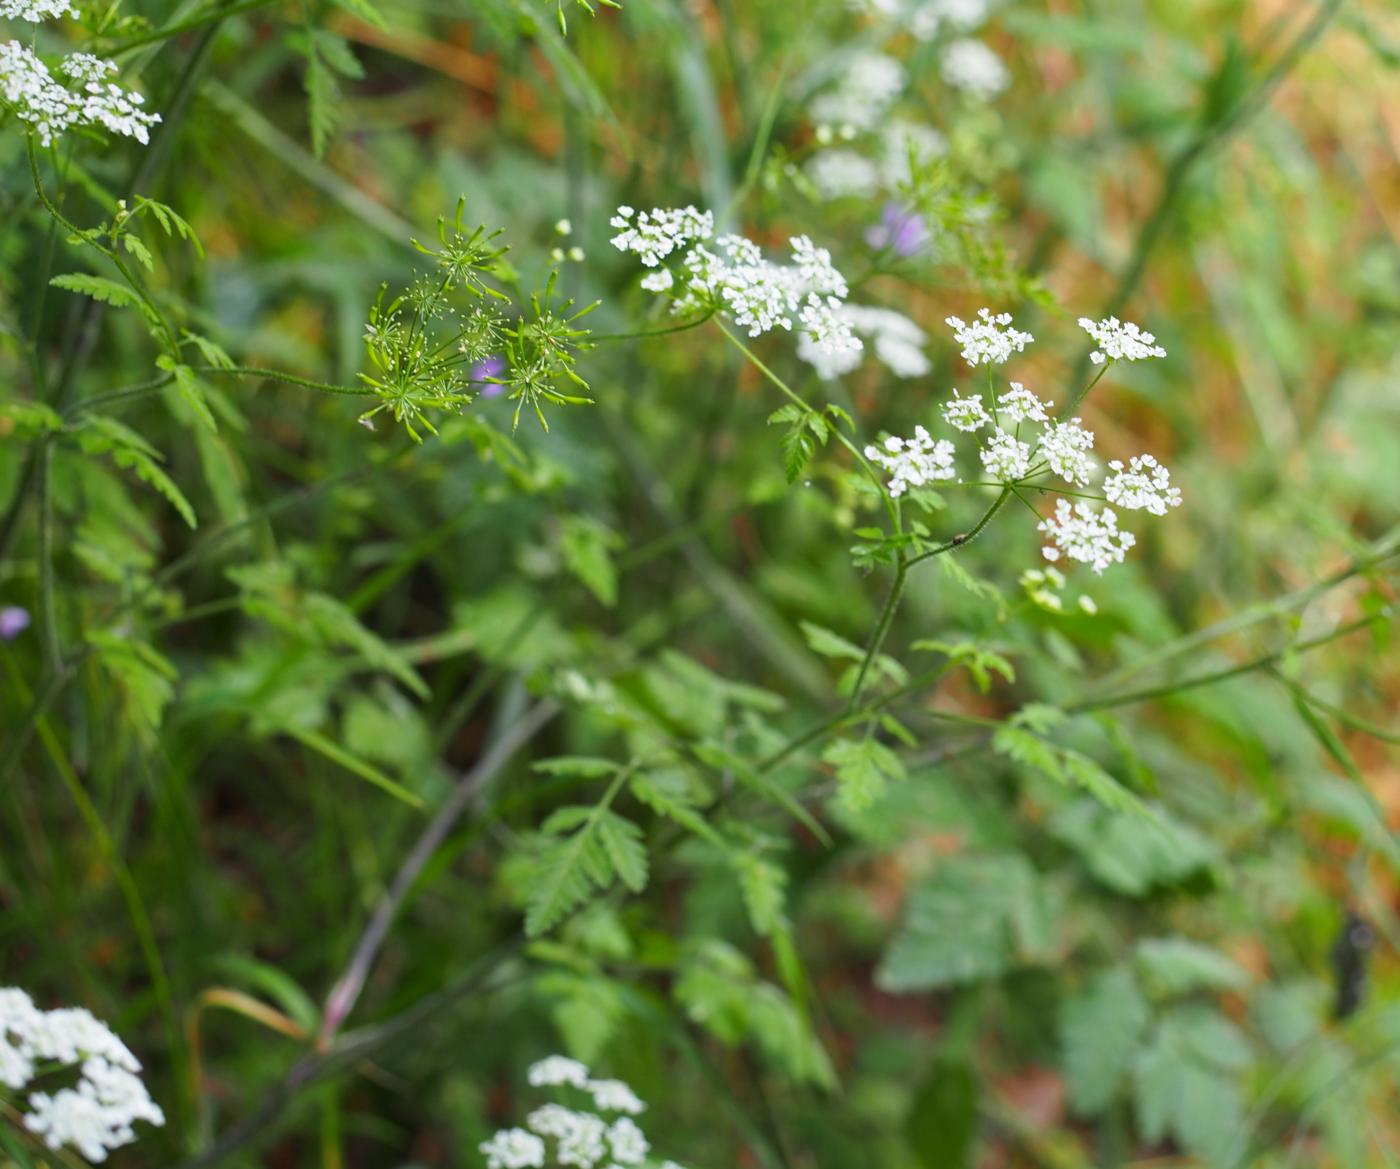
left=1036, top=417, right=1095, bottom=486
left=0, top=41, right=161, bottom=146
left=942, top=389, right=992, bottom=432
left=980, top=429, right=1032, bottom=481
left=608, top=205, right=714, bottom=267
left=997, top=381, right=1051, bottom=423
left=1038, top=499, right=1136, bottom=575
left=940, top=38, right=1008, bottom=98
left=0, top=0, right=75, bottom=20
left=865, top=427, right=957, bottom=497
left=0, top=987, right=164, bottom=1162
left=945, top=307, right=1033, bottom=366
left=1103, top=453, right=1182, bottom=515
left=480, top=1128, right=547, bottom=1169
left=1077, top=315, right=1167, bottom=364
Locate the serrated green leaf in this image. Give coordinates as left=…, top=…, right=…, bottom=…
left=1135, top=938, right=1251, bottom=998
left=534, top=756, right=621, bottom=778
left=823, top=736, right=905, bottom=812
left=1061, top=966, right=1150, bottom=1115
left=50, top=272, right=138, bottom=310
left=595, top=811, right=647, bottom=892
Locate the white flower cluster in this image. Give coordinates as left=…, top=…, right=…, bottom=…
left=859, top=0, right=993, bottom=42
left=809, top=50, right=905, bottom=133
left=864, top=426, right=956, bottom=497
left=939, top=38, right=1008, bottom=97
left=797, top=304, right=929, bottom=380
left=864, top=311, right=1180, bottom=573
left=1, top=0, right=75, bottom=19
left=0, top=987, right=165, bottom=1162
left=609, top=205, right=713, bottom=268
left=480, top=1057, right=687, bottom=1169
left=1078, top=315, right=1167, bottom=365
left=613, top=207, right=864, bottom=360
left=806, top=118, right=947, bottom=201
left=0, top=40, right=161, bottom=145
left=946, top=307, right=1033, bottom=366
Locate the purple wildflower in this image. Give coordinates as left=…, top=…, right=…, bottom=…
left=866, top=202, right=929, bottom=258
left=0, top=606, right=30, bottom=640
left=470, top=355, right=506, bottom=398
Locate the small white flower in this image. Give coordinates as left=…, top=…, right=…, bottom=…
left=796, top=304, right=927, bottom=380
left=996, top=381, right=1050, bottom=423
left=798, top=294, right=862, bottom=356
left=639, top=269, right=674, bottom=293
left=1037, top=418, right=1095, bottom=486
left=942, top=390, right=992, bottom=432
left=1038, top=499, right=1136, bottom=574
left=0, top=0, right=75, bottom=21
left=586, top=1079, right=646, bottom=1115
left=1077, top=315, right=1166, bottom=364
left=809, top=50, right=905, bottom=132
left=608, top=205, right=713, bottom=267
left=806, top=149, right=881, bottom=200
left=945, top=308, right=1032, bottom=366
left=1103, top=453, right=1181, bottom=515
left=0, top=41, right=161, bottom=146
left=607, top=1117, right=650, bottom=1164
left=940, top=38, right=1008, bottom=98
left=481, top=1128, right=547, bottom=1169
left=865, top=425, right=957, bottom=497
left=980, top=429, right=1032, bottom=481
left=528, top=1055, right=592, bottom=1089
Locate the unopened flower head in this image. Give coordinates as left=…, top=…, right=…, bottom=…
left=1078, top=316, right=1166, bottom=364
left=1037, top=418, right=1095, bottom=486
left=946, top=308, right=1032, bottom=366
left=1103, top=453, right=1181, bottom=515
left=865, top=426, right=956, bottom=497
left=1038, top=499, right=1136, bottom=574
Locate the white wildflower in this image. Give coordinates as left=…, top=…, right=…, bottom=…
left=1103, top=453, right=1181, bottom=515
left=1037, top=418, right=1095, bottom=485
left=796, top=304, right=927, bottom=379
left=806, top=149, right=881, bottom=199
left=1077, top=315, right=1166, bottom=364
left=0, top=989, right=164, bottom=1162
left=942, top=390, right=991, bottom=432
left=481, top=1128, right=548, bottom=1169
left=1038, top=499, right=1136, bottom=574
left=639, top=269, right=673, bottom=293
left=0, top=41, right=161, bottom=146
left=798, top=294, right=862, bottom=356
left=789, top=234, right=849, bottom=298
left=996, top=381, right=1050, bottom=423
left=865, top=426, right=957, bottom=497
left=528, top=1055, right=592, bottom=1089
left=980, top=430, right=1031, bottom=481
left=880, top=120, right=946, bottom=186
left=0, top=0, right=75, bottom=21
left=810, top=50, right=905, bottom=132
left=945, top=307, right=1032, bottom=366
left=608, top=205, right=713, bottom=267
left=585, top=1079, right=646, bottom=1115
left=607, top=1118, right=650, bottom=1164
left=940, top=38, right=1008, bottom=98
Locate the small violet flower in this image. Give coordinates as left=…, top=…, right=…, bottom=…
left=471, top=355, right=506, bottom=398
left=866, top=202, right=929, bottom=258
left=0, top=606, right=30, bottom=640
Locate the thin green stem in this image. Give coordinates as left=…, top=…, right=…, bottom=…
left=907, top=487, right=1012, bottom=566
left=100, top=0, right=280, bottom=55
left=848, top=556, right=907, bottom=711
left=590, top=311, right=715, bottom=343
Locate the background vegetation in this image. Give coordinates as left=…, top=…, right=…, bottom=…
left=4, top=0, right=1400, bottom=1166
